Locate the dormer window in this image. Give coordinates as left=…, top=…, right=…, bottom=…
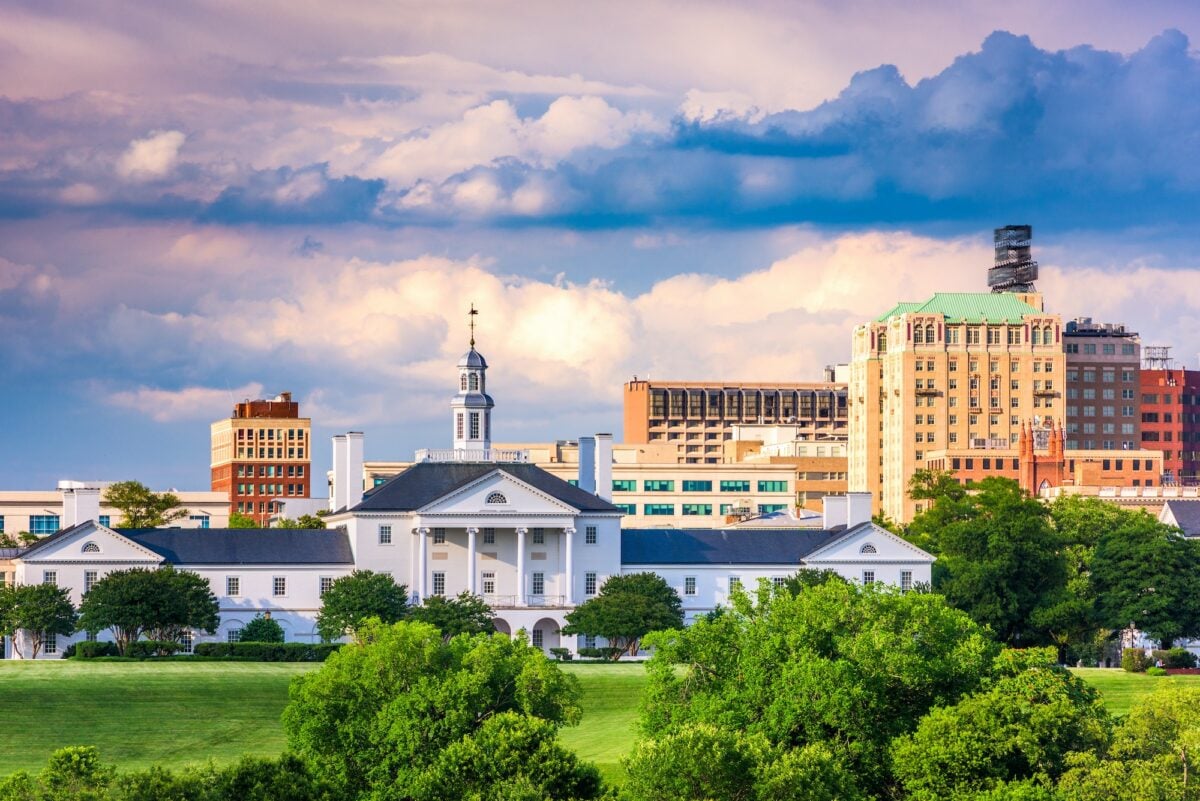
left=485, top=492, right=507, bottom=504
left=81, top=542, right=100, bottom=553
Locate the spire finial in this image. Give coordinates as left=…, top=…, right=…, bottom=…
left=468, top=303, right=478, bottom=349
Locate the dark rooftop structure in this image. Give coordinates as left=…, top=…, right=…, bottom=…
left=989, top=225, right=1038, bottom=293
left=1162, top=500, right=1200, bottom=538
left=620, top=526, right=867, bottom=565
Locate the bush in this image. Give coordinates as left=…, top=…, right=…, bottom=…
left=1165, top=648, right=1197, bottom=668
left=1147, top=666, right=1168, bottom=676
left=125, top=640, right=182, bottom=658
left=1122, top=648, right=1150, bottom=673
left=239, top=614, right=285, bottom=644
left=576, top=646, right=625, bottom=660
left=548, top=647, right=572, bottom=661
left=72, top=641, right=121, bottom=659
left=192, top=642, right=341, bottom=661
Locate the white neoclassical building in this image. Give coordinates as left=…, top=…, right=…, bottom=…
left=0, top=333, right=933, bottom=659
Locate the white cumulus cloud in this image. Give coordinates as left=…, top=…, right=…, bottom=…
left=116, top=130, right=186, bottom=180
left=107, top=382, right=265, bottom=423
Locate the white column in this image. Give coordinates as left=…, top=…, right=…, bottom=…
left=417, top=527, right=429, bottom=601
left=467, top=527, right=479, bottom=595
left=515, top=527, right=527, bottom=607
left=562, top=527, right=576, bottom=606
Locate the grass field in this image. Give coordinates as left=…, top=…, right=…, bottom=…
left=0, top=660, right=1196, bottom=780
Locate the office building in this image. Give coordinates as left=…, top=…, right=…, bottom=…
left=1063, top=318, right=1141, bottom=450
left=0, top=481, right=229, bottom=537
left=1140, top=360, right=1200, bottom=485
left=211, top=392, right=312, bottom=525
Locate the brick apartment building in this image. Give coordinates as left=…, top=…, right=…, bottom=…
left=1063, top=318, right=1140, bottom=450
left=1140, top=367, right=1200, bottom=485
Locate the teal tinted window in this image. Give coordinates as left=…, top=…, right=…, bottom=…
left=757, top=481, right=789, bottom=493
left=643, top=504, right=675, bottom=516
left=720, top=480, right=750, bottom=492
left=682, top=480, right=712, bottom=492
left=682, top=504, right=712, bottom=516
left=757, top=504, right=788, bottom=514
left=30, top=515, right=60, bottom=534
left=720, top=504, right=733, bottom=514
left=615, top=504, right=637, bottom=515
left=98, top=516, right=111, bottom=527
left=567, top=479, right=579, bottom=487
left=612, top=479, right=637, bottom=493
left=644, top=480, right=675, bottom=492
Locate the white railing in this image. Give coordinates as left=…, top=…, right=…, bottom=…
left=478, top=594, right=568, bottom=609
left=415, top=448, right=530, bottom=463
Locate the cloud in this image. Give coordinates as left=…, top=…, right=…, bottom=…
left=107, top=382, right=265, bottom=423
left=201, top=164, right=385, bottom=224
left=116, top=130, right=186, bottom=180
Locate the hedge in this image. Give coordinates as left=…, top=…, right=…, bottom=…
left=192, top=642, right=342, bottom=661
left=1122, top=647, right=1198, bottom=672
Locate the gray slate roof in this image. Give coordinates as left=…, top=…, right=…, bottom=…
left=351, top=461, right=621, bottom=514
left=1164, top=500, right=1200, bottom=537
left=621, top=526, right=859, bottom=565
left=121, top=528, right=354, bottom=565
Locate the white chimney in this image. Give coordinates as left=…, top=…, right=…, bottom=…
left=822, top=494, right=848, bottom=530
left=846, top=492, right=873, bottom=528
left=345, top=431, right=365, bottom=510
left=595, top=433, right=613, bottom=501
left=61, top=483, right=101, bottom=528
left=577, top=436, right=596, bottom=493
left=331, top=435, right=348, bottom=512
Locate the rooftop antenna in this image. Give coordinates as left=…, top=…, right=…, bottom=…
left=468, top=303, right=478, bottom=349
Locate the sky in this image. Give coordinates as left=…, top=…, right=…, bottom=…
left=3, top=0, right=1200, bottom=491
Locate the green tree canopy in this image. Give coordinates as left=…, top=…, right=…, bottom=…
left=638, top=580, right=998, bottom=797
left=562, top=572, right=683, bottom=658
left=906, top=475, right=1067, bottom=646
left=282, top=619, right=593, bottom=800
left=77, top=567, right=219, bottom=653
left=315, top=569, right=409, bottom=641
left=274, top=514, right=327, bottom=529
left=0, top=583, right=78, bottom=659
left=101, top=481, right=186, bottom=528
left=239, top=613, right=285, bottom=643
left=227, top=512, right=259, bottom=529
left=409, top=591, right=493, bottom=641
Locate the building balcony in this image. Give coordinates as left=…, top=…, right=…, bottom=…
left=914, top=387, right=940, bottom=396
left=479, top=594, right=569, bottom=609
left=1033, top=389, right=1059, bottom=397
left=415, top=448, right=530, bottom=463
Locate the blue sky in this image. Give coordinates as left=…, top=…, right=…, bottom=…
left=3, top=1, right=1200, bottom=490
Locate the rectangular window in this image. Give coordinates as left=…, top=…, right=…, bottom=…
left=98, top=515, right=111, bottom=527
left=720, top=480, right=750, bottom=492
left=585, top=526, right=597, bottom=544
left=433, top=528, right=446, bottom=544
left=0, top=515, right=5, bottom=533
left=319, top=576, right=334, bottom=596
left=616, top=503, right=637, bottom=515
left=757, top=504, right=788, bottom=513
left=188, top=515, right=210, bottom=529
left=468, top=412, right=480, bottom=439
left=531, top=572, right=544, bottom=595
left=585, top=572, right=597, bottom=596
left=682, top=480, right=712, bottom=492
left=772, top=576, right=787, bottom=589
left=643, top=504, right=675, bottom=516
left=226, top=576, right=240, bottom=596
left=482, top=571, right=495, bottom=594
left=862, top=571, right=875, bottom=585
left=180, top=631, right=194, bottom=654
left=273, top=576, right=287, bottom=597
left=378, top=524, right=392, bottom=545
left=84, top=570, right=98, bottom=593
left=531, top=629, right=544, bottom=648
left=682, top=503, right=713, bottom=516
left=757, top=480, right=789, bottom=493
left=643, top=480, right=675, bottom=492
left=432, top=572, right=446, bottom=596
left=483, top=527, right=495, bottom=544
left=684, top=576, right=696, bottom=596
left=900, top=571, right=913, bottom=592
left=227, top=628, right=242, bottom=644
left=43, top=571, right=57, bottom=586
left=30, top=515, right=60, bottom=535
left=728, top=577, right=742, bottom=594
left=44, top=632, right=57, bottom=655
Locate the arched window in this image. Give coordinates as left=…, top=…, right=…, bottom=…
left=468, top=373, right=479, bottom=391
left=460, top=374, right=468, bottom=391
left=81, top=542, right=100, bottom=553
left=859, top=543, right=877, bottom=554
left=485, top=492, right=507, bottom=504
left=1043, top=326, right=1053, bottom=346
left=1031, top=327, right=1041, bottom=345
left=925, top=324, right=935, bottom=343
left=913, top=326, right=924, bottom=344
left=878, top=333, right=887, bottom=353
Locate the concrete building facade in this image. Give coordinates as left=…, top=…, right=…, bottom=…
left=211, top=392, right=312, bottom=525
left=0, top=482, right=229, bottom=537
left=1063, top=318, right=1141, bottom=451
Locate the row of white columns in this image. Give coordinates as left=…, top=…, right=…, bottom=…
left=411, top=526, right=577, bottom=605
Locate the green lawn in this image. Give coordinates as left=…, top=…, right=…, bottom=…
left=0, top=660, right=1193, bottom=781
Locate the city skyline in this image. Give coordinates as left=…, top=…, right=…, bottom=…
left=4, top=2, right=1200, bottom=489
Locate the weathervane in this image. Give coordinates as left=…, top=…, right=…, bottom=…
left=468, top=303, right=478, bottom=349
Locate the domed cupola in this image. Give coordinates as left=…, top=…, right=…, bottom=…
left=450, top=305, right=495, bottom=455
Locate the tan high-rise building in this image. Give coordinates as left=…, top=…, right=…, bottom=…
left=211, top=392, right=312, bottom=525
left=849, top=292, right=1065, bottom=523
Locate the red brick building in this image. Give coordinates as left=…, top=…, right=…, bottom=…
left=1140, top=368, right=1200, bottom=486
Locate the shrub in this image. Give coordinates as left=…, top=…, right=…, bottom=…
left=548, top=647, right=572, bottom=661
left=125, top=640, right=182, bottom=659
left=73, top=641, right=121, bottom=659
left=192, top=642, right=342, bottom=661
left=1122, top=648, right=1150, bottom=673
left=1165, top=648, right=1197, bottom=668
left=1146, top=666, right=1168, bottom=676
left=239, top=614, right=285, bottom=644
left=576, top=646, right=624, bottom=660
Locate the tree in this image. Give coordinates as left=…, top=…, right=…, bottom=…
left=1090, top=511, right=1200, bottom=648
left=639, top=580, right=998, bottom=797
left=907, top=476, right=1067, bottom=646
left=274, top=514, right=327, bottom=529
left=227, top=512, right=259, bottom=529
left=409, top=591, right=493, bottom=640
left=562, top=572, right=683, bottom=658
left=101, top=481, right=186, bottom=528
left=239, top=613, right=285, bottom=643
left=283, top=619, right=594, bottom=800
left=0, top=583, right=78, bottom=659
left=77, top=567, right=219, bottom=653
left=315, top=570, right=408, bottom=641
left=892, top=662, right=1111, bottom=799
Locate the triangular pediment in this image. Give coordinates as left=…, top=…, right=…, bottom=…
left=19, top=521, right=165, bottom=564
left=803, top=523, right=934, bottom=563
left=416, top=469, right=579, bottom=516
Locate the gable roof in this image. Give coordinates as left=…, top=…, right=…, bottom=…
left=621, top=527, right=849, bottom=565
left=13, top=522, right=95, bottom=559
left=875, top=292, right=1041, bottom=324
left=350, top=461, right=621, bottom=514
left=1162, top=500, right=1200, bottom=537
left=120, top=528, right=354, bottom=565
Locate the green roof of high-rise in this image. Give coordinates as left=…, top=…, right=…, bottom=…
left=874, top=292, right=1041, bottom=324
